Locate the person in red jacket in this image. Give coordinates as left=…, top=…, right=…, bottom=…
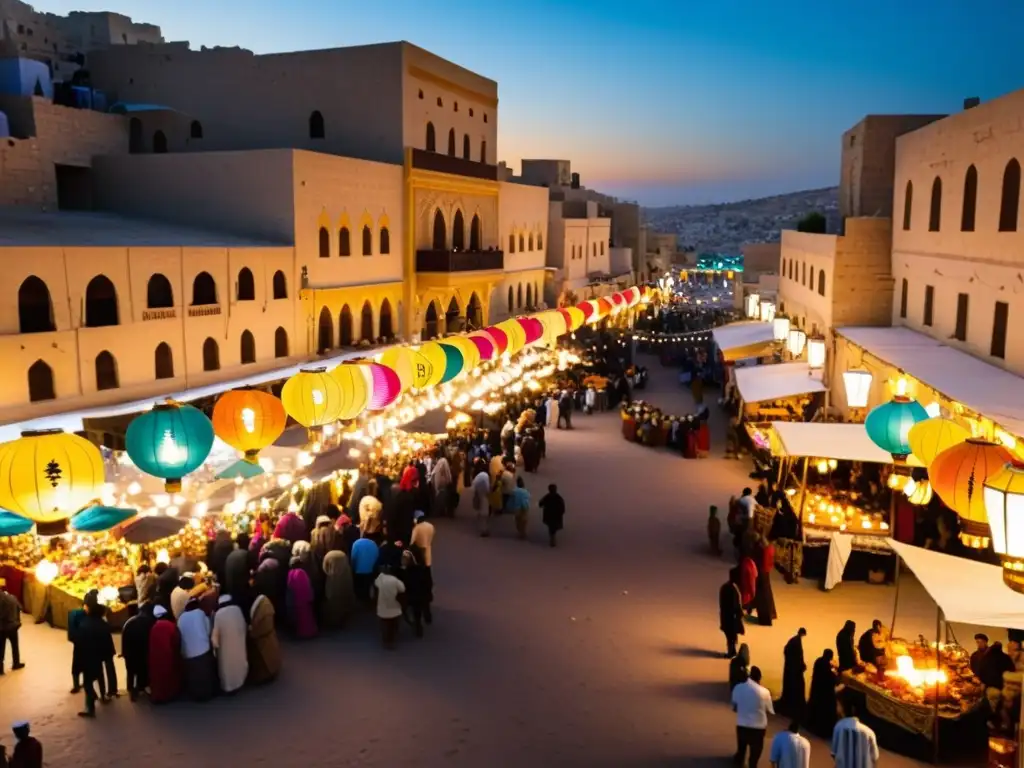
left=147, top=605, right=182, bottom=704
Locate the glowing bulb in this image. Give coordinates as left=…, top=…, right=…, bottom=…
left=127, top=481, right=142, bottom=496
left=155, top=548, right=170, bottom=564
left=925, top=402, right=942, bottom=418
left=35, top=559, right=58, bottom=585
left=311, top=389, right=324, bottom=406
left=166, top=505, right=179, bottom=517
left=157, top=429, right=186, bottom=466
left=241, top=407, right=256, bottom=434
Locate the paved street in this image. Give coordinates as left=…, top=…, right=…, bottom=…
left=0, top=356, right=949, bottom=766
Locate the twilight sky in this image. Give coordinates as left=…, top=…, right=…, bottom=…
left=31, top=0, right=1024, bottom=205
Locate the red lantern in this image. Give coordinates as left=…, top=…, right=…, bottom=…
left=558, top=308, right=574, bottom=329
left=576, top=302, right=595, bottom=321
left=484, top=326, right=508, bottom=355
left=517, top=316, right=544, bottom=344
left=611, top=292, right=625, bottom=307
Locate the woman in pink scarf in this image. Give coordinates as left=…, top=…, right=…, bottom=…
left=286, top=554, right=317, bottom=639
left=274, top=510, right=308, bottom=543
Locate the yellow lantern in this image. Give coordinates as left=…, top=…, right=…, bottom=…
left=496, top=318, right=527, bottom=355
left=564, top=306, right=586, bottom=331
left=908, top=417, right=971, bottom=468
left=415, top=343, right=448, bottom=388
left=537, top=311, right=568, bottom=346
left=0, top=429, right=104, bottom=525
left=376, top=346, right=416, bottom=393
left=329, top=363, right=371, bottom=420
left=212, top=387, right=287, bottom=461
left=280, top=368, right=344, bottom=433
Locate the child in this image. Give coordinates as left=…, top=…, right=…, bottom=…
left=707, top=506, right=722, bottom=556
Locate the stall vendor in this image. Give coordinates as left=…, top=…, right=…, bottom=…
left=856, top=619, right=888, bottom=670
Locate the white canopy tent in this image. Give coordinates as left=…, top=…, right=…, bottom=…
left=734, top=362, right=826, bottom=404
left=712, top=321, right=776, bottom=361
left=772, top=421, right=904, bottom=464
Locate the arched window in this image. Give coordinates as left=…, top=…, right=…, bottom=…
left=339, top=226, right=351, bottom=257
left=272, top=270, right=287, bottom=299
left=379, top=298, right=394, bottom=339
left=538, top=233, right=543, bottom=250
left=309, top=110, right=325, bottom=139
left=95, top=350, right=118, bottom=390
left=466, top=292, right=482, bottom=328
left=202, top=338, right=220, bottom=371
left=818, top=270, right=826, bottom=296
left=424, top=301, right=439, bottom=338
left=519, top=234, right=525, bottom=252
left=928, top=176, right=942, bottom=231
left=528, top=234, right=535, bottom=251
left=319, top=226, right=330, bottom=258
left=154, top=342, right=174, bottom=379
left=961, top=165, right=978, bottom=232
left=129, top=117, right=142, bottom=154
left=274, top=327, right=289, bottom=358
left=27, top=359, right=55, bottom=402
left=362, top=225, right=372, bottom=256
left=802, top=262, right=806, bottom=285
left=426, top=122, right=436, bottom=152
left=517, top=283, right=523, bottom=309
left=592, top=243, right=597, bottom=257
left=18, top=275, right=54, bottom=333
left=507, top=286, right=514, bottom=312
left=480, top=140, right=486, bottom=163
left=339, top=305, right=353, bottom=346
left=452, top=210, right=465, bottom=251
left=360, top=301, right=374, bottom=341
left=462, top=134, right=470, bottom=160
left=317, top=306, right=333, bottom=353
left=447, top=128, right=456, bottom=156
left=146, top=273, right=173, bottom=309
left=380, top=227, right=390, bottom=255
left=902, top=181, right=913, bottom=230
left=190, top=120, right=203, bottom=139
left=470, top=215, right=481, bottom=251
left=526, top=284, right=533, bottom=308
left=191, top=272, right=217, bottom=305
left=432, top=209, right=446, bottom=250
left=809, top=266, right=815, bottom=289
left=508, top=234, right=515, bottom=253
left=600, top=241, right=605, bottom=255
left=84, top=275, right=119, bottom=327
left=445, top=297, right=461, bottom=333
left=153, top=130, right=167, bottom=154
left=236, top=267, right=255, bottom=301
left=240, top=330, right=256, bottom=364
left=1000, top=159, right=1021, bottom=232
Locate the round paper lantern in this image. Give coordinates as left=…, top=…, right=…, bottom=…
left=864, top=396, right=929, bottom=460
left=281, top=367, right=345, bottom=433
left=466, top=331, right=497, bottom=362
left=416, top=343, right=449, bottom=388
left=905, top=479, right=934, bottom=506
left=0, top=510, right=33, bottom=537
left=564, top=306, right=586, bottom=330
left=212, top=387, right=287, bottom=462
left=983, top=462, right=1024, bottom=592
left=70, top=505, right=136, bottom=533
left=496, top=319, right=527, bottom=355
left=931, top=438, right=1013, bottom=546
left=557, top=308, right=574, bottom=331
left=907, top=417, right=971, bottom=468
left=126, top=402, right=215, bottom=493
left=0, top=430, right=105, bottom=524
left=611, top=292, right=625, bottom=309
left=484, top=326, right=509, bottom=355
left=516, top=316, right=544, bottom=345
left=330, top=363, right=371, bottom=420
left=435, top=342, right=465, bottom=383
left=624, top=287, right=641, bottom=307
left=444, top=336, right=481, bottom=371
left=537, top=311, right=568, bottom=346
left=357, top=361, right=402, bottom=410
left=376, top=347, right=416, bottom=393
left=596, top=297, right=614, bottom=316
left=576, top=301, right=595, bottom=322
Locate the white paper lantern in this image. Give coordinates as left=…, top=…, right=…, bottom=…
left=843, top=368, right=873, bottom=409
left=772, top=314, right=789, bottom=342
left=807, top=336, right=826, bottom=370
left=786, top=328, right=807, bottom=357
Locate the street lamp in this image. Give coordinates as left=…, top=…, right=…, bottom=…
left=806, top=336, right=826, bottom=370
left=786, top=327, right=806, bottom=357
left=772, top=314, right=789, bottom=342
left=984, top=462, right=1024, bottom=593
left=842, top=368, right=873, bottom=409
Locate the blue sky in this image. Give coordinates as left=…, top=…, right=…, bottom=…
left=31, top=0, right=1024, bottom=205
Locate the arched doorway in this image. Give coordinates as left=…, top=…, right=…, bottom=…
left=146, top=273, right=173, bottom=308
left=507, top=286, right=514, bottom=314
left=27, top=359, right=55, bottom=402
left=445, top=297, right=462, bottom=334
left=447, top=128, right=456, bottom=156
left=432, top=209, right=446, bottom=250
left=18, top=275, right=54, bottom=333
left=470, top=215, right=481, bottom=251
left=191, top=272, right=217, bottom=305
left=129, top=117, right=142, bottom=154
left=379, top=298, right=393, bottom=339
left=202, top=338, right=220, bottom=371
left=360, top=301, right=374, bottom=342
left=339, top=305, right=353, bottom=346
left=452, top=210, right=465, bottom=251
left=466, top=292, right=482, bottom=329
left=423, top=301, right=439, bottom=339
left=95, top=350, right=118, bottom=390
left=517, top=283, right=523, bottom=309
left=275, top=327, right=289, bottom=358
left=84, top=275, right=119, bottom=327
left=154, top=342, right=174, bottom=379
left=318, top=306, right=334, bottom=353
left=240, top=330, right=256, bottom=364
left=272, top=270, right=287, bottom=299
left=153, top=130, right=167, bottom=154
left=237, top=267, right=255, bottom=301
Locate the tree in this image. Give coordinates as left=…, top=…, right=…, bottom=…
left=796, top=212, right=827, bottom=233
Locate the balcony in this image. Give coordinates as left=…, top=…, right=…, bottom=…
left=141, top=308, right=177, bottom=322
left=416, top=249, right=504, bottom=272
left=411, top=149, right=498, bottom=181
left=187, top=305, right=222, bottom=318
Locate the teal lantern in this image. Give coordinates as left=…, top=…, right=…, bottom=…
left=0, top=510, right=33, bottom=537
left=126, top=401, right=215, bottom=492
left=70, top=505, right=137, bottom=533
left=437, top=342, right=465, bottom=384
left=865, top=395, right=928, bottom=460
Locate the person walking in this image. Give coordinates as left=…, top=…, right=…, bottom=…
left=511, top=476, right=531, bottom=540
left=7, top=721, right=42, bottom=768
left=731, top=665, right=774, bottom=767
left=374, top=565, right=406, bottom=650
left=539, top=484, right=566, bottom=547
left=719, top=568, right=745, bottom=658
left=75, top=602, right=115, bottom=718
left=831, top=694, right=879, bottom=768
left=769, top=720, right=810, bottom=768
left=557, top=390, right=574, bottom=429
left=211, top=594, right=248, bottom=694
left=0, top=578, right=23, bottom=675
left=778, top=628, right=807, bottom=718
left=472, top=462, right=492, bottom=537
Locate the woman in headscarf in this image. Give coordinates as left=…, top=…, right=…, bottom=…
left=729, top=643, right=750, bottom=693
left=359, top=493, right=384, bottom=545
left=430, top=454, right=452, bottom=499
left=806, top=648, right=839, bottom=737
left=836, top=620, right=858, bottom=672
left=178, top=598, right=217, bottom=702
left=148, top=605, right=181, bottom=704
left=387, top=466, right=419, bottom=546
left=738, top=553, right=758, bottom=616
left=286, top=554, right=317, bottom=639
left=320, top=549, right=356, bottom=629
left=211, top=594, right=248, bottom=694
left=254, top=557, right=285, bottom=628
left=273, top=506, right=308, bottom=543
left=247, top=584, right=280, bottom=685
left=134, top=564, right=156, bottom=607
left=754, top=536, right=777, bottom=626
left=224, top=548, right=252, bottom=618
left=521, top=433, right=540, bottom=473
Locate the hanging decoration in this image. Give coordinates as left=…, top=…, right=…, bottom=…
left=125, top=402, right=215, bottom=492
left=864, top=396, right=929, bottom=460
left=902, top=478, right=934, bottom=506
left=930, top=438, right=1013, bottom=547
left=69, top=505, right=137, bottom=533
left=357, top=361, right=402, bottom=410
left=441, top=335, right=480, bottom=372
left=0, top=510, right=33, bottom=537
left=416, top=342, right=450, bottom=388
left=495, top=319, right=527, bottom=355
left=983, top=461, right=1024, bottom=593
left=576, top=302, right=596, bottom=323
left=466, top=331, right=497, bottom=362
left=484, top=326, right=509, bottom=355
left=907, top=417, right=971, bottom=468
left=436, top=342, right=466, bottom=384
left=212, top=387, right=287, bottom=464
left=376, top=347, right=416, bottom=393
left=596, top=297, right=614, bottom=316
left=516, top=316, right=544, bottom=346
left=329, top=363, right=371, bottom=420
left=280, top=368, right=345, bottom=436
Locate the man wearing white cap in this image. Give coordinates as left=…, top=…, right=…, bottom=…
left=0, top=577, right=24, bottom=674
left=7, top=720, right=42, bottom=767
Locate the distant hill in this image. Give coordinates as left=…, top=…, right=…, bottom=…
left=644, top=186, right=839, bottom=253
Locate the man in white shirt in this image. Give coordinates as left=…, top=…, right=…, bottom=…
left=770, top=720, right=811, bottom=768
left=831, top=695, right=879, bottom=768
left=374, top=566, right=406, bottom=650
left=732, top=665, right=774, bottom=767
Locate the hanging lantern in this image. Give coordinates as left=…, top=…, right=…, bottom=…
left=907, top=417, right=971, bottom=468
left=564, top=306, right=586, bottom=330
left=495, top=319, right=527, bottom=355
left=516, top=316, right=544, bottom=345
left=376, top=347, right=416, bottom=393
left=772, top=314, right=790, bottom=343
left=442, top=336, right=481, bottom=371
left=746, top=293, right=760, bottom=319
left=409, top=347, right=439, bottom=389
left=280, top=367, right=345, bottom=435
left=0, top=510, right=33, bottom=537
left=843, top=369, right=873, bottom=409
left=806, top=337, right=826, bottom=370
left=126, top=402, right=215, bottom=493
left=356, top=362, right=402, bottom=410
left=0, top=429, right=105, bottom=525
left=330, top=363, right=371, bottom=420
left=484, top=326, right=509, bottom=355
left=466, top=331, right=497, bottom=362
left=786, top=328, right=806, bottom=357
left=212, top=387, right=287, bottom=463
left=435, top=342, right=466, bottom=383
left=984, top=462, right=1024, bottom=593
left=596, top=297, right=614, bottom=316
left=624, top=287, right=641, bottom=307
left=759, top=301, right=776, bottom=323
left=864, top=396, right=928, bottom=460
left=931, top=438, right=1013, bottom=547
left=904, top=479, right=934, bottom=506
left=537, top=311, right=568, bottom=346
left=576, top=302, right=596, bottom=323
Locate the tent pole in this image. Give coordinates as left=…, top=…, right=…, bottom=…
left=933, top=607, right=942, bottom=765
left=797, top=456, right=810, bottom=544
left=888, top=557, right=901, bottom=640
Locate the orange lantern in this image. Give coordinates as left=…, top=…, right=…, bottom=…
left=212, top=387, right=287, bottom=462
left=930, top=438, right=1013, bottom=547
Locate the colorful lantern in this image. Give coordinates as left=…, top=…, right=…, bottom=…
left=576, top=302, right=596, bottom=323
left=212, top=387, right=287, bottom=462
left=516, top=316, right=544, bottom=345
left=466, top=331, right=497, bottom=362
left=564, top=306, right=586, bottom=330
left=442, top=336, right=481, bottom=372
left=537, top=311, right=568, bottom=346
left=904, top=479, right=934, bottom=506
left=280, top=368, right=345, bottom=434
left=330, top=363, right=371, bottom=420
left=0, top=429, right=105, bottom=524
left=864, top=396, right=929, bottom=460
left=376, top=347, right=416, bottom=393
left=484, top=326, right=509, bottom=355
left=907, top=417, right=971, bottom=467
left=983, top=462, right=1024, bottom=593
left=126, top=402, right=215, bottom=492
left=0, top=510, right=33, bottom=537
left=624, top=287, right=641, bottom=306
left=70, top=505, right=136, bottom=533
left=415, top=343, right=449, bottom=388
left=596, top=297, right=613, bottom=316
left=843, top=369, right=873, bottom=409
left=495, top=319, right=527, bottom=355
left=931, top=438, right=1012, bottom=547
left=436, top=342, right=466, bottom=383
left=357, top=361, right=402, bottom=410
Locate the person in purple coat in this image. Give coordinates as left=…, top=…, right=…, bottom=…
left=286, top=555, right=317, bottom=639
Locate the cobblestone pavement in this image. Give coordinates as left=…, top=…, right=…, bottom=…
left=0, top=356, right=943, bottom=767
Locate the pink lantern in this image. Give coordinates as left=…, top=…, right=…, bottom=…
left=466, top=331, right=496, bottom=361
left=484, top=326, right=508, bottom=355
left=516, top=316, right=544, bottom=344
left=358, top=361, right=402, bottom=410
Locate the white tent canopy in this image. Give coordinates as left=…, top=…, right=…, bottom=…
left=734, top=362, right=826, bottom=404
left=888, top=539, right=1024, bottom=631
left=712, top=321, right=774, bottom=352
left=771, top=421, right=903, bottom=464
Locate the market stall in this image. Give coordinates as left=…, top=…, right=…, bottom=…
left=733, top=362, right=826, bottom=422
left=711, top=321, right=777, bottom=363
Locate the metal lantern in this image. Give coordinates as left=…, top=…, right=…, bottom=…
left=0, top=429, right=105, bottom=525
left=984, top=462, right=1024, bottom=593
left=280, top=368, right=345, bottom=435
left=907, top=417, right=971, bottom=468
left=772, top=314, right=790, bottom=342
left=786, top=328, right=807, bottom=357
left=760, top=301, right=776, bottom=324
left=126, top=402, right=215, bottom=492
left=212, top=387, right=287, bottom=462
left=807, top=336, right=826, bottom=370
left=931, top=438, right=1013, bottom=548
left=843, top=369, right=873, bottom=409
left=864, top=396, right=929, bottom=460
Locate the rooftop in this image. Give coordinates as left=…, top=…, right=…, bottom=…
left=0, top=208, right=290, bottom=248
